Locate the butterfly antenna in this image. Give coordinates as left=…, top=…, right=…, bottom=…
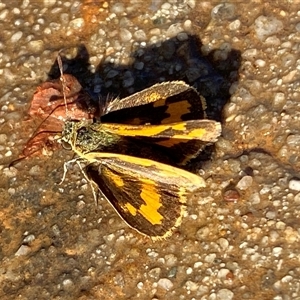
left=57, top=53, right=69, bottom=118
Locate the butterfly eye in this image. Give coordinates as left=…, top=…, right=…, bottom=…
left=61, top=140, right=72, bottom=150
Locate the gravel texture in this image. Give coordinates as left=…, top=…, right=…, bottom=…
left=1, top=1, right=300, bottom=299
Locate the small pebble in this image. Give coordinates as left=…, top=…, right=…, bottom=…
left=114, top=272, right=125, bottom=286
left=29, top=165, right=41, bottom=176
left=229, top=19, right=241, bottom=30
left=223, top=189, right=240, bottom=202
left=11, top=31, right=23, bottom=43
left=148, top=267, right=161, bottom=279
left=266, top=211, right=276, bottom=219
left=216, top=288, right=234, bottom=300
left=217, top=238, right=229, bottom=250
left=134, top=61, right=144, bottom=70
left=236, top=176, right=253, bottom=190
left=0, top=133, right=7, bottom=143
left=194, top=262, right=203, bottom=268
left=27, top=40, right=44, bottom=53
left=177, top=32, right=188, bottom=41
left=286, top=135, right=300, bottom=146
left=43, top=0, right=56, bottom=7
left=157, top=278, right=173, bottom=291
left=165, top=253, right=178, bottom=266
left=0, top=9, right=9, bottom=20
left=211, top=3, right=236, bottom=21
left=284, top=227, right=298, bottom=243
left=166, top=23, right=183, bottom=37
left=137, top=282, right=143, bottom=289
left=106, top=69, right=119, bottom=78
left=185, top=280, right=199, bottom=291
left=254, top=15, right=283, bottom=40
left=3, top=167, right=18, bottom=178
left=217, top=268, right=230, bottom=279
left=289, top=178, right=300, bottom=191
left=133, top=29, right=146, bottom=41
left=4, top=150, right=12, bottom=157
left=273, top=92, right=286, bottom=110
left=23, top=234, right=35, bottom=244
left=15, top=245, right=31, bottom=256
left=111, top=3, right=125, bottom=14
left=122, top=76, right=134, bottom=88
left=255, top=59, right=266, bottom=67
left=205, top=253, right=216, bottom=263
left=119, top=28, right=132, bottom=42
left=167, top=266, right=177, bottom=278
left=69, top=18, right=84, bottom=29
left=272, top=247, right=283, bottom=257
left=8, top=188, right=15, bottom=195
left=282, top=70, right=297, bottom=83
left=62, top=279, right=74, bottom=291
left=294, top=193, right=300, bottom=204
left=281, top=275, right=293, bottom=283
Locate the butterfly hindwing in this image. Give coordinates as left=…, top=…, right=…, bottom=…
left=84, top=152, right=205, bottom=240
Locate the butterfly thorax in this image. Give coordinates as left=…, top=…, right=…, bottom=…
left=62, top=120, right=121, bottom=156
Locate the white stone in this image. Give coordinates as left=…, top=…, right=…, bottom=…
left=216, top=288, right=234, bottom=300
left=272, top=247, right=282, bottom=257
left=157, top=278, right=173, bottom=290
left=236, top=176, right=253, bottom=190
left=11, top=31, right=23, bottom=43
left=289, top=178, right=300, bottom=191
left=254, top=15, right=283, bottom=40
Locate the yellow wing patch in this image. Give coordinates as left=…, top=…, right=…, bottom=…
left=139, top=179, right=163, bottom=225
left=99, top=120, right=221, bottom=141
